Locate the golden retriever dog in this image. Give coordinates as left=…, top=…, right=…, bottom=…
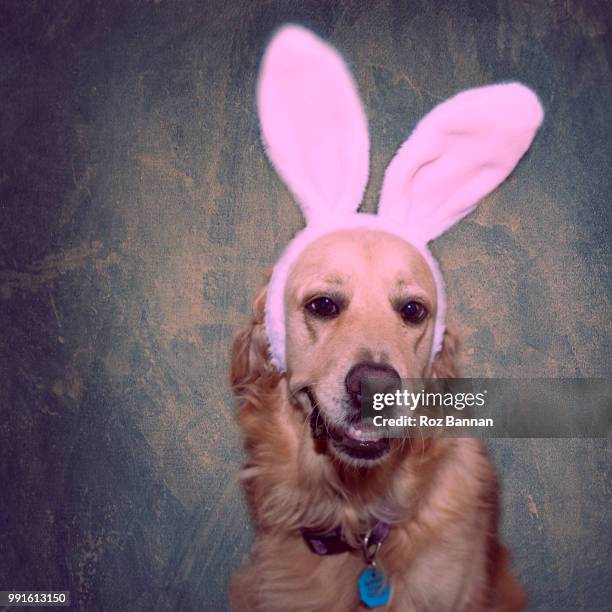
left=229, top=230, right=526, bottom=611
left=228, top=24, right=542, bottom=612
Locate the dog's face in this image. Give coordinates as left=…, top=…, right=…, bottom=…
left=284, top=229, right=437, bottom=466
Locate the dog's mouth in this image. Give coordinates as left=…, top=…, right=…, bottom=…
left=309, top=405, right=390, bottom=462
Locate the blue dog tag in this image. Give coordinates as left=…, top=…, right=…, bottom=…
left=358, top=566, right=391, bottom=608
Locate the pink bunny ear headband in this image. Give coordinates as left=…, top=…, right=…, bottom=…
left=259, top=25, right=544, bottom=373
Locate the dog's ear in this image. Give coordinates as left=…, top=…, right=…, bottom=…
left=257, top=25, right=369, bottom=224
left=429, top=328, right=460, bottom=379
left=378, top=83, right=543, bottom=242
left=230, top=284, right=279, bottom=395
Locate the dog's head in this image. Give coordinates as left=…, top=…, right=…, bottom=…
left=284, top=229, right=437, bottom=464
left=231, top=232, right=456, bottom=468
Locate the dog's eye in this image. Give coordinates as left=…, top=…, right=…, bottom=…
left=400, top=300, right=428, bottom=324
left=305, top=296, right=340, bottom=318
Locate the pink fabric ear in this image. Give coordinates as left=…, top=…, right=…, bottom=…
left=257, top=25, right=369, bottom=223
left=378, top=83, right=544, bottom=242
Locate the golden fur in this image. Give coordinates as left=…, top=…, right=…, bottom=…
left=230, top=230, right=525, bottom=611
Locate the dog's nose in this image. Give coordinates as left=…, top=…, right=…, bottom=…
left=345, top=362, right=401, bottom=410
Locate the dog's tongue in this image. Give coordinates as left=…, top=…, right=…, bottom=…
left=346, top=425, right=382, bottom=442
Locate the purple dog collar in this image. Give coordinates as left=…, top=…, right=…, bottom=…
left=300, top=520, right=390, bottom=556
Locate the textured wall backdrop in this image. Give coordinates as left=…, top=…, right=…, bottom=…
left=0, top=1, right=610, bottom=611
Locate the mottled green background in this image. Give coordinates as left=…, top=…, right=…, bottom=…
left=0, top=1, right=610, bottom=610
